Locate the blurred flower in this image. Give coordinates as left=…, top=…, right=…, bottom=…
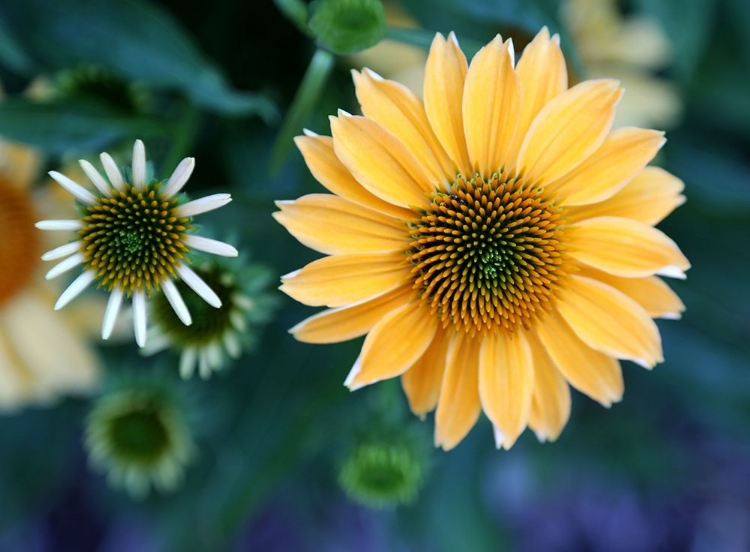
left=143, top=255, right=279, bottom=379
left=562, top=0, right=682, bottom=129
left=51, top=63, right=150, bottom=113
left=276, top=28, right=689, bottom=450
left=85, top=377, right=196, bottom=499
left=339, top=436, right=427, bottom=509
left=36, top=139, right=239, bottom=347
left=0, top=137, right=100, bottom=412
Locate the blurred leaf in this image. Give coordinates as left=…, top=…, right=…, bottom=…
left=633, top=0, right=716, bottom=83
left=384, top=26, right=485, bottom=59
left=0, top=16, right=32, bottom=73
left=270, top=48, right=335, bottom=172
left=0, top=97, right=169, bottom=154
left=0, top=0, right=277, bottom=120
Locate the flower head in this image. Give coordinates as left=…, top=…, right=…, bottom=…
left=84, top=378, right=196, bottom=499
left=143, top=255, right=279, bottom=379
left=36, top=140, right=238, bottom=347
left=275, top=28, right=689, bottom=450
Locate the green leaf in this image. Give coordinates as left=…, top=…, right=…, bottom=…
left=0, top=15, right=32, bottom=73
left=0, top=97, right=170, bottom=154
left=308, top=0, right=386, bottom=54
left=0, top=0, right=277, bottom=120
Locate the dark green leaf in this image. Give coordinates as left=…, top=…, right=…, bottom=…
left=0, top=97, right=170, bottom=154
left=308, top=0, right=386, bottom=54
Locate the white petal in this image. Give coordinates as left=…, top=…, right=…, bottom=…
left=55, top=271, right=96, bottom=310
left=132, top=139, right=147, bottom=190
left=184, top=235, right=238, bottom=257
left=180, top=349, right=197, bottom=379
left=176, top=264, right=222, bottom=308
left=79, top=159, right=112, bottom=196
left=102, top=288, right=124, bottom=340
left=161, top=279, right=192, bottom=326
left=132, top=290, right=147, bottom=347
left=45, top=253, right=84, bottom=280
left=41, top=241, right=81, bottom=261
left=176, top=194, right=232, bottom=217
left=163, top=157, right=195, bottom=198
left=100, top=152, right=124, bottom=191
left=35, top=220, right=83, bottom=231
left=492, top=425, right=506, bottom=450
left=49, top=171, right=97, bottom=205
left=223, top=332, right=242, bottom=358
left=198, top=351, right=211, bottom=379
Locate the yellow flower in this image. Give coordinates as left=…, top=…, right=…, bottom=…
left=275, top=28, right=689, bottom=450
left=0, top=140, right=100, bottom=411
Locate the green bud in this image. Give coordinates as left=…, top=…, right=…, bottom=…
left=84, top=381, right=196, bottom=499
left=308, top=0, right=386, bottom=54
left=338, top=438, right=426, bottom=508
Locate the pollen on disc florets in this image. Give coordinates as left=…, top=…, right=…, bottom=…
left=79, top=182, right=192, bottom=296
left=0, top=178, right=40, bottom=306
left=406, top=171, right=569, bottom=336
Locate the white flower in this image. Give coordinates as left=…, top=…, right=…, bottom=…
left=36, top=140, right=238, bottom=347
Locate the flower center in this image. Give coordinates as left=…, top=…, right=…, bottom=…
left=152, top=265, right=235, bottom=346
left=0, top=178, right=40, bottom=306
left=79, top=183, right=191, bottom=296
left=108, top=405, right=171, bottom=464
left=406, top=172, right=568, bottom=335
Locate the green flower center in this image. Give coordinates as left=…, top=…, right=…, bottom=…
left=339, top=441, right=424, bottom=508
left=152, top=265, right=235, bottom=346
left=406, top=172, right=569, bottom=336
left=78, top=182, right=191, bottom=295
left=108, top=405, right=170, bottom=464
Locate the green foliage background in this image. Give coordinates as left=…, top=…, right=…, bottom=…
left=0, top=0, right=749, bottom=550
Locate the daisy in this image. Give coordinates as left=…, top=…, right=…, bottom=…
left=0, top=138, right=100, bottom=411
left=36, top=140, right=238, bottom=348
left=275, top=28, right=689, bottom=450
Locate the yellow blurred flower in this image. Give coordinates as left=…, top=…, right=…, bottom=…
left=0, top=139, right=101, bottom=411
left=276, top=28, right=688, bottom=451
left=562, top=0, right=682, bottom=129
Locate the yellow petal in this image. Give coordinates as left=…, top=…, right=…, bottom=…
left=290, top=286, right=412, bottom=343
left=557, top=275, right=663, bottom=368
left=353, top=69, right=455, bottom=183
left=462, top=35, right=522, bottom=177
left=536, top=313, right=624, bottom=406
left=347, top=300, right=437, bottom=389
left=517, top=79, right=622, bottom=184
left=434, top=331, right=481, bottom=450
left=0, top=290, right=99, bottom=395
left=424, top=32, right=471, bottom=172
left=569, top=216, right=690, bottom=278
left=527, top=331, right=571, bottom=442
left=506, top=27, right=567, bottom=164
left=546, top=127, right=665, bottom=205
left=280, top=252, right=409, bottom=307
left=331, top=113, right=433, bottom=209
left=566, top=166, right=685, bottom=225
left=294, top=134, right=412, bottom=220
left=0, top=320, right=34, bottom=410
left=273, top=194, right=408, bottom=255
left=478, top=330, right=534, bottom=450
left=577, top=267, right=685, bottom=319
left=401, top=326, right=450, bottom=418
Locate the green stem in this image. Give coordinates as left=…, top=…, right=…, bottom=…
left=273, top=0, right=312, bottom=37
left=269, top=48, right=335, bottom=172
